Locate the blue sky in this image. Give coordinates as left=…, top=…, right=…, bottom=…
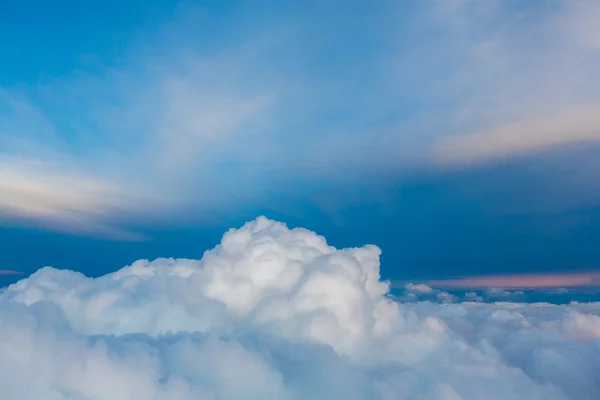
left=2, top=0, right=600, bottom=291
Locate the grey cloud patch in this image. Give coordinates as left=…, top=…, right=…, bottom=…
left=0, top=269, right=22, bottom=275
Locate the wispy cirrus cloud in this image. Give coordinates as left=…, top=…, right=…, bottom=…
left=2, top=0, right=600, bottom=237
left=433, top=104, right=600, bottom=166
left=427, top=0, right=600, bottom=166
left=0, top=270, right=21, bottom=275
left=0, top=8, right=282, bottom=237
left=424, top=271, right=600, bottom=289
left=0, top=155, right=152, bottom=240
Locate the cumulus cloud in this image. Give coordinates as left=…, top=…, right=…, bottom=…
left=1, top=217, right=599, bottom=399
left=465, top=292, right=484, bottom=302
left=404, top=282, right=434, bottom=294
left=485, top=288, right=526, bottom=300
left=436, top=291, right=458, bottom=304
left=395, top=284, right=533, bottom=303
left=399, top=283, right=457, bottom=304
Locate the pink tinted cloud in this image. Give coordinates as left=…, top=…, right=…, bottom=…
left=0, top=270, right=22, bottom=275
left=425, top=272, right=600, bottom=289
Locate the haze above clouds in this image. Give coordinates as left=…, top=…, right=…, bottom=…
left=2, top=217, right=600, bottom=399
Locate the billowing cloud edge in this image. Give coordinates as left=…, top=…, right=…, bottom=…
left=1, top=217, right=600, bottom=399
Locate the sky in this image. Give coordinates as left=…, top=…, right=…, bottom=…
left=2, top=0, right=600, bottom=290
left=2, top=2, right=600, bottom=397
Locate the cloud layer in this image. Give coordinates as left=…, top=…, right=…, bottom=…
left=1, top=217, right=599, bottom=399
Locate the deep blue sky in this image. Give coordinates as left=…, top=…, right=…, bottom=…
left=1, top=0, right=600, bottom=288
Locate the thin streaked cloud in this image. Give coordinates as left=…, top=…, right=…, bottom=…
left=0, top=270, right=22, bottom=275
left=424, top=271, right=600, bottom=289
left=433, top=104, right=600, bottom=166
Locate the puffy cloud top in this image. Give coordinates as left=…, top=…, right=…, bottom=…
left=1, top=217, right=600, bottom=399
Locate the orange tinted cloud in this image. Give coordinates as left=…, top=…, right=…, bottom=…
left=425, top=272, right=600, bottom=289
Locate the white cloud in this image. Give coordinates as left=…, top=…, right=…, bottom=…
left=465, top=292, right=484, bottom=302
left=485, top=288, right=526, bottom=299
left=1, top=217, right=599, bottom=399
left=436, top=291, right=457, bottom=304
left=404, top=283, right=435, bottom=294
